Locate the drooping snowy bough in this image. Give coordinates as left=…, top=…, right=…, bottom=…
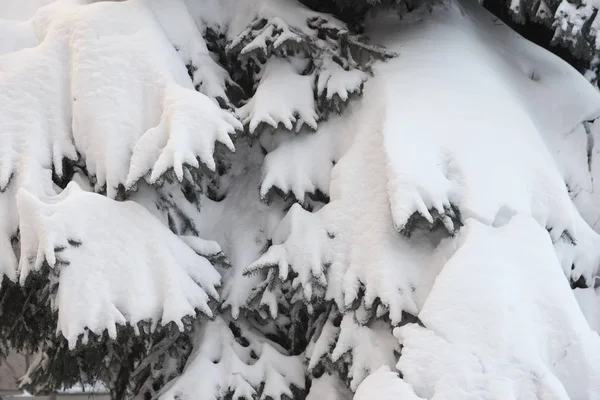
left=2, top=0, right=600, bottom=398
left=356, top=217, right=600, bottom=399
left=0, top=0, right=391, bottom=397
left=251, top=0, right=600, bottom=398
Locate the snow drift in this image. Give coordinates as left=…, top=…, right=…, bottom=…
left=356, top=216, right=600, bottom=399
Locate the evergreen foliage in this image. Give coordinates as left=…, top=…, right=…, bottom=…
left=0, top=0, right=392, bottom=398
left=1, top=0, right=600, bottom=399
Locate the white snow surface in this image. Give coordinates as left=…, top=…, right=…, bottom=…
left=253, top=0, right=600, bottom=333
left=252, top=0, right=600, bottom=394
left=574, top=287, right=600, bottom=333
left=145, top=0, right=234, bottom=102
left=2, top=0, right=600, bottom=398
left=373, top=2, right=600, bottom=281
left=382, top=216, right=600, bottom=399
left=354, top=366, right=423, bottom=400
left=367, top=0, right=600, bottom=283
left=0, top=0, right=240, bottom=280
left=17, top=182, right=221, bottom=347
left=238, top=58, right=318, bottom=134
left=259, top=117, right=345, bottom=201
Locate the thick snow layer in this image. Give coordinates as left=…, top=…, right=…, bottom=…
left=252, top=0, right=600, bottom=330
left=238, top=58, right=317, bottom=134
left=249, top=0, right=600, bottom=393
left=391, top=216, right=600, bottom=399
left=144, top=0, right=234, bottom=102
left=251, top=74, right=447, bottom=326
left=17, top=182, right=221, bottom=347
left=159, top=317, right=304, bottom=400
left=259, top=117, right=345, bottom=201
left=354, top=366, right=423, bottom=400
left=366, top=0, right=600, bottom=284
left=0, top=0, right=240, bottom=279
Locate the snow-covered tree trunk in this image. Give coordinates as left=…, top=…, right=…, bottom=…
left=1, top=0, right=600, bottom=399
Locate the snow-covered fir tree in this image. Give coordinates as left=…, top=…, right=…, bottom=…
left=1, top=0, right=600, bottom=399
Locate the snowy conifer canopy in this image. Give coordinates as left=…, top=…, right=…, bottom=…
left=17, top=182, right=221, bottom=346
left=2, top=0, right=600, bottom=398
left=249, top=0, right=600, bottom=396
left=356, top=216, right=600, bottom=398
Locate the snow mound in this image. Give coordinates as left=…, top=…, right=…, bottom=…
left=159, top=317, right=304, bottom=400
left=368, top=0, right=600, bottom=285
left=394, top=216, right=600, bottom=399
left=354, top=366, right=423, bottom=400
left=16, top=182, right=221, bottom=347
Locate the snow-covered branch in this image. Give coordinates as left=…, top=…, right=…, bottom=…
left=391, top=216, right=600, bottom=399
left=159, top=317, right=305, bottom=400
left=225, top=0, right=393, bottom=134
left=17, top=182, right=221, bottom=346
left=245, top=203, right=334, bottom=315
